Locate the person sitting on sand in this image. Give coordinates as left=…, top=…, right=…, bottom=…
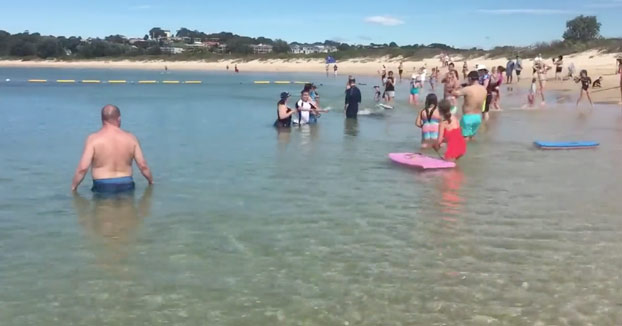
left=434, top=99, right=467, bottom=162
left=274, top=92, right=296, bottom=128
left=452, top=71, right=487, bottom=141
left=574, top=70, right=593, bottom=110
left=592, top=76, right=602, bottom=88
left=71, top=105, right=153, bottom=193
left=416, top=94, right=441, bottom=149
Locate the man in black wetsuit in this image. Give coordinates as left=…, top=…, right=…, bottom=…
left=344, top=78, right=362, bottom=119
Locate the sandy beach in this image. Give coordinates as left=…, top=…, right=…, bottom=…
left=1, top=50, right=621, bottom=104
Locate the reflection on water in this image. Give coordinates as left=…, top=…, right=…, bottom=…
left=343, top=118, right=359, bottom=136
left=72, top=186, right=153, bottom=273
left=275, top=126, right=291, bottom=149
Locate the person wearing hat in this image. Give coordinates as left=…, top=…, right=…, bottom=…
left=451, top=71, right=487, bottom=141
left=274, top=92, right=296, bottom=128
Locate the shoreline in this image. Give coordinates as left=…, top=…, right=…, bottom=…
left=1, top=51, right=620, bottom=104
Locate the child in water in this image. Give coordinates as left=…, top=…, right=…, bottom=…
left=434, top=100, right=466, bottom=162
left=373, top=86, right=381, bottom=102
left=528, top=77, right=537, bottom=107
left=415, top=94, right=441, bottom=149
left=409, top=75, right=422, bottom=106
left=574, top=69, right=593, bottom=109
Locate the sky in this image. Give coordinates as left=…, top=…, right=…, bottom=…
left=1, top=0, right=622, bottom=49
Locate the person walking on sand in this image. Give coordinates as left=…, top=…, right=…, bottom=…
left=398, top=62, right=404, bottom=82
left=345, top=78, right=362, bottom=119
left=452, top=71, right=486, bottom=141
left=71, top=105, right=153, bottom=193
left=462, top=61, right=469, bottom=80
left=575, top=70, right=594, bottom=110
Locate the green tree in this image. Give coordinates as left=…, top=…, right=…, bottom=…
left=389, top=41, right=398, bottom=47
left=105, top=35, right=127, bottom=44
left=36, top=37, right=62, bottom=58
left=563, top=15, right=601, bottom=42
left=149, top=27, right=166, bottom=40
left=10, top=41, right=36, bottom=56
left=272, top=39, right=290, bottom=53
left=337, top=43, right=350, bottom=51
left=143, top=34, right=149, bottom=41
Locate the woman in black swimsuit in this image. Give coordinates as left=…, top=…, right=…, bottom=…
left=575, top=70, right=593, bottom=109
left=274, top=92, right=296, bottom=127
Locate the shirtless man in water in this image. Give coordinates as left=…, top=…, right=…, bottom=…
left=71, top=105, right=153, bottom=193
left=452, top=71, right=487, bottom=141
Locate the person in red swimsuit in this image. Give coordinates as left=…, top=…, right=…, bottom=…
left=434, top=99, right=467, bottom=161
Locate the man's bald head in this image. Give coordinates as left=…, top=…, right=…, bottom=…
left=101, top=104, right=121, bottom=125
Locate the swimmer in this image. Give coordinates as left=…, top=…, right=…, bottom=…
left=274, top=92, right=296, bottom=128
left=416, top=94, right=441, bottom=149
left=452, top=71, right=487, bottom=141
left=71, top=105, right=153, bottom=193
left=574, top=70, right=593, bottom=110
left=434, top=99, right=467, bottom=162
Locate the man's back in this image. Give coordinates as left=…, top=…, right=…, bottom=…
left=462, top=84, right=487, bottom=114
left=90, top=128, right=137, bottom=179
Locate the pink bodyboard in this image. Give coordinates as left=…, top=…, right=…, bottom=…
left=389, top=153, right=456, bottom=170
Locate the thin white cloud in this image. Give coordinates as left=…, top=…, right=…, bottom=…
left=129, top=4, right=152, bottom=10
left=358, top=35, right=372, bottom=41
left=477, top=9, right=576, bottom=15
left=364, top=15, right=404, bottom=26
left=585, top=0, right=622, bottom=8
left=331, top=37, right=349, bottom=43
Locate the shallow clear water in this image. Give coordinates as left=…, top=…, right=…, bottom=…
left=1, top=68, right=622, bottom=325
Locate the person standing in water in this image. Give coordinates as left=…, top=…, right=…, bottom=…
left=434, top=100, right=467, bottom=162
left=554, top=56, right=564, bottom=81
left=452, top=71, right=487, bottom=141
left=477, top=64, right=492, bottom=120
left=344, top=78, right=362, bottom=119
left=384, top=71, right=396, bottom=104
left=398, top=62, right=404, bottom=82
left=416, top=94, right=441, bottom=149
left=574, top=70, right=593, bottom=110
left=515, top=55, right=523, bottom=82
left=506, top=58, right=515, bottom=84
left=618, top=58, right=622, bottom=104
left=234, top=64, right=239, bottom=73
left=409, top=74, right=422, bottom=106
left=274, top=92, right=296, bottom=128
left=442, top=69, right=461, bottom=113
left=71, top=105, right=153, bottom=193
left=333, top=64, right=338, bottom=76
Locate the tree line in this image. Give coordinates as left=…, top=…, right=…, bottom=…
left=0, top=16, right=610, bottom=60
